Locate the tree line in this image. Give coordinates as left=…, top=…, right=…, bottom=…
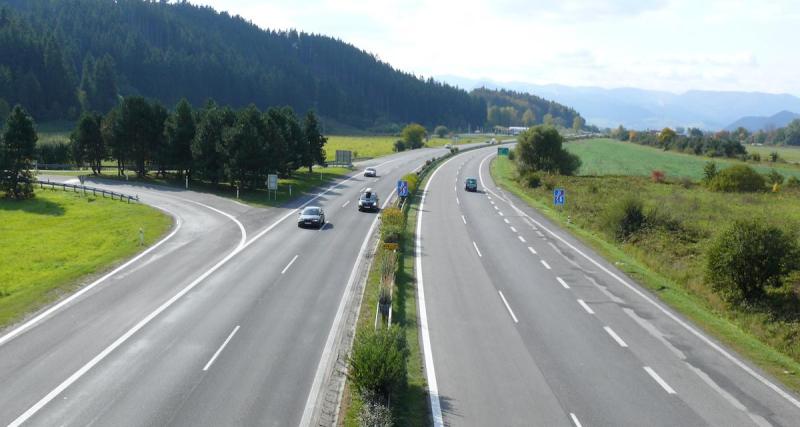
left=471, top=88, right=585, bottom=130
left=0, top=0, right=485, bottom=130
left=611, top=126, right=747, bottom=159
left=70, top=97, right=327, bottom=189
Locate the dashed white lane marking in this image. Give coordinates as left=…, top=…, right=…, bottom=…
left=461, top=215, right=467, bottom=225
left=503, top=218, right=510, bottom=224
left=456, top=197, right=460, bottom=205
left=540, top=259, right=551, bottom=269
left=281, top=255, right=299, bottom=275
left=518, top=235, right=526, bottom=243
left=494, top=205, right=499, bottom=211
left=604, top=326, right=629, bottom=348
left=203, top=325, right=241, bottom=371
left=570, top=413, right=583, bottom=427
left=577, top=299, right=594, bottom=314
left=644, top=366, right=677, bottom=394
left=498, top=212, right=504, bottom=216
left=536, top=230, right=545, bottom=237
left=498, top=291, right=519, bottom=323
left=556, top=277, right=570, bottom=289
left=473, top=241, right=483, bottom=257
left=528, top=246, right=537, bottom=255
left=586, top=275, right=625, bottom=304
left=342, top=200, right=350, bottom=208
left=510, top=226, right=518, bottom=233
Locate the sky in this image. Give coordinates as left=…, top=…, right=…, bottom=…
left=187, top=0, right=800, bottom=95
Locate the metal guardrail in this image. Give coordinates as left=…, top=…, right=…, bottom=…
left=35, top=180, right=140, bottom=203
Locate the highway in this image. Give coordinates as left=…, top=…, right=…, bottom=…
left=417, top=145, right=800, bottom=426
left=0, top=145, right=458, bottom=426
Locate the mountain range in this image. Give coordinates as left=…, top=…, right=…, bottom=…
left=723, top=111, right=800, bottom=132
left=439, top=75, right=800, bottom=131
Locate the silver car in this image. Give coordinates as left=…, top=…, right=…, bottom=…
left=364, top=167, right=377, bottom=177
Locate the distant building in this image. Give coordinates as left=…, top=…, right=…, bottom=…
left=508, top=126, right=528, bottom=135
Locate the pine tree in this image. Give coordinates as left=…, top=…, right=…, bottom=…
left=1, top=105, right=37, bottom=199
left=163, top=98, right=196, bottom=177
left=303, top=110, right=326, bottom=173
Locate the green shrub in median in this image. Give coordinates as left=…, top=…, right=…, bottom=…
left=380, top=207, right=404, bottom=244
left=348, top=326, right=409, bottom=400
left=707, top=165, right=766, bottom=192
left=706, top=220, right=800, bottom=303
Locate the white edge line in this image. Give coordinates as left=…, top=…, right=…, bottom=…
left=498, top=291, right=519, bottom=323
left=604, top=326, right=629, bottom=348
left=644, top=366, right=677, bottom=394
left=0, top=207, right=183, bottom=348
left=12, top=161, right=393, bottom=426
left=281, top=254, right=299, bottom=275
left=570, top=413, right=583, bottom=427
left=540, top=259, right=551, bottom=269
left=476, top=151, right=800, bottom=409
left=556, top=277, right=570, bottom=289
left=181, top=198, right=246, bottom=250
left=577, top=299, right=595, bottom=314
left=473, top=241, right=483, bottom=257
left=202, top=325, right=240, bottom=371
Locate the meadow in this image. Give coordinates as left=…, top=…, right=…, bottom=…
left=325, top=134, right=487, bottom=161
left=746, top=144, right=800, bottom=164
left=492, top=153, right=800, bottom=391
left=566, top=138, right=800, bottom=180
left=0, top=190, right=171, bottom=328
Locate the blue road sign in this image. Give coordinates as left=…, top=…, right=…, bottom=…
left=398, top=180, right=409, bottom=197
left=553, top=188, right=565, bottom=206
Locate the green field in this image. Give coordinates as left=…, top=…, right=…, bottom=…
left=492, top=155, right=800, bottom=392
left=0, top=190, right=171, bottom=328
left=325, top=134, right=487, bottom=161
left=746, top=144, right=800, bottom=164
left=567, top=138, right=800, bottom=180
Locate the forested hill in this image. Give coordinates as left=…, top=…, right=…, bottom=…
left=472, top=87, right=583, bottom=129
left=0, top=0, right=485, bottom=130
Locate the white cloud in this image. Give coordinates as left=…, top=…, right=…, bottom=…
left=184, top=0, right=800, bottom=95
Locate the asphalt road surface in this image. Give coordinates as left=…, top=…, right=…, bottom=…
left=0, top=145, right=463, bottom=426
left=417, top=145, right=800, bottom=426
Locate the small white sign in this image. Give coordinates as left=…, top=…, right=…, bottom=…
left=267, top=174, right=278, bottom=190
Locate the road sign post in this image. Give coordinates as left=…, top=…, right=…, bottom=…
left=553, top=188, right=565, bottom=207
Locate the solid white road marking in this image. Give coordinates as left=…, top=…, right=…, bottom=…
left=540, top=259, right=551, bottom=269
left=203, top=325, right=240, bottom=371
left=510, top=226, right=517, bottom=233
left=281, top=255, right=299, bottom=275
left=604, top=326, right=629, bottom=348
left=577, top=299, right=594, bottom=314
left=473, top=241, right=483, bottom=257
left=461, top=215, right=466, bottom=225
left=342, top=200, right=350, bottom=208
left=518, top=235, right=526, bottom=243
left=498, top=291, right=519, bottom=323
left=557, top=277, right=570, bottom=289
left=570, top=413, right=583, bottom=427
left=528, top=246, right=537, bottom=255
left=476, top=151, right=800, bottom=409
left=645, top=366, right=677, bottom=394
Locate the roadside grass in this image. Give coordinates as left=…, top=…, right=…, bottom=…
left=567, top=138, right=800, bottom=180
left=491, top=155, right=800, bottom=392
left=42, top=167, right=352, bottom=208
left=326, top=135, right=486, bottom=161
left=746, top=144, right=800, bottom=165
left=342, top=195, right=429, bottom=426
left=0, top=189, right=171, bottom=329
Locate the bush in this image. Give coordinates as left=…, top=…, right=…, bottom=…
left=519, top=171, right=541, bottom=188
left=380, top=207, right=404, bottom=244
left=679, top=177, right=693, bottom=189
left=787, top=175, right=800, bottom=188
left=766, top=169, right=785, bottom=185
left=749, top=152, right=761, bottom=162
left=393, top=140, right=406, bottom=152
left=507, top=148, right=515, bottom=161
left=705, top=220, right=799, bottom=303
left=770, top=151, right=780, bottom=162
left=602, top=195, right=646, bottom=241
left=401, top=173, right=418, bottom=195
left=702, top=161, right=717, bottom=184
left=651, top=170, right=665, bottom=183
left=433, top=125, right=449, bottom=138
left=515, top=125, right=581, bottom=176
left=708, top=165, right=765, bottom=192
left=348, top=326, right=409, bottom=399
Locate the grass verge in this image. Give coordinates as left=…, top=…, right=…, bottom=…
left=41, top=167, right=352, bottom=208
left=0, top=189, right=171, bottom=329
left=326, top=135, right=487, bottom=161
left=491, top=155, right=800, bottom=392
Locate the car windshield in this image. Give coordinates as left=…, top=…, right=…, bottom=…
left=361, top=192, right=374, bottom=200
left=467, top=179, right=476, bottom=184
left=302, top=207, right=320, bottom=215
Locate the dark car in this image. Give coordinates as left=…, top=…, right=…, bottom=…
left=358, top=189, right=379, bottom=212
left=465, top=177, right=478, bottom=192
left=298, top=206, right=325, bottom=228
